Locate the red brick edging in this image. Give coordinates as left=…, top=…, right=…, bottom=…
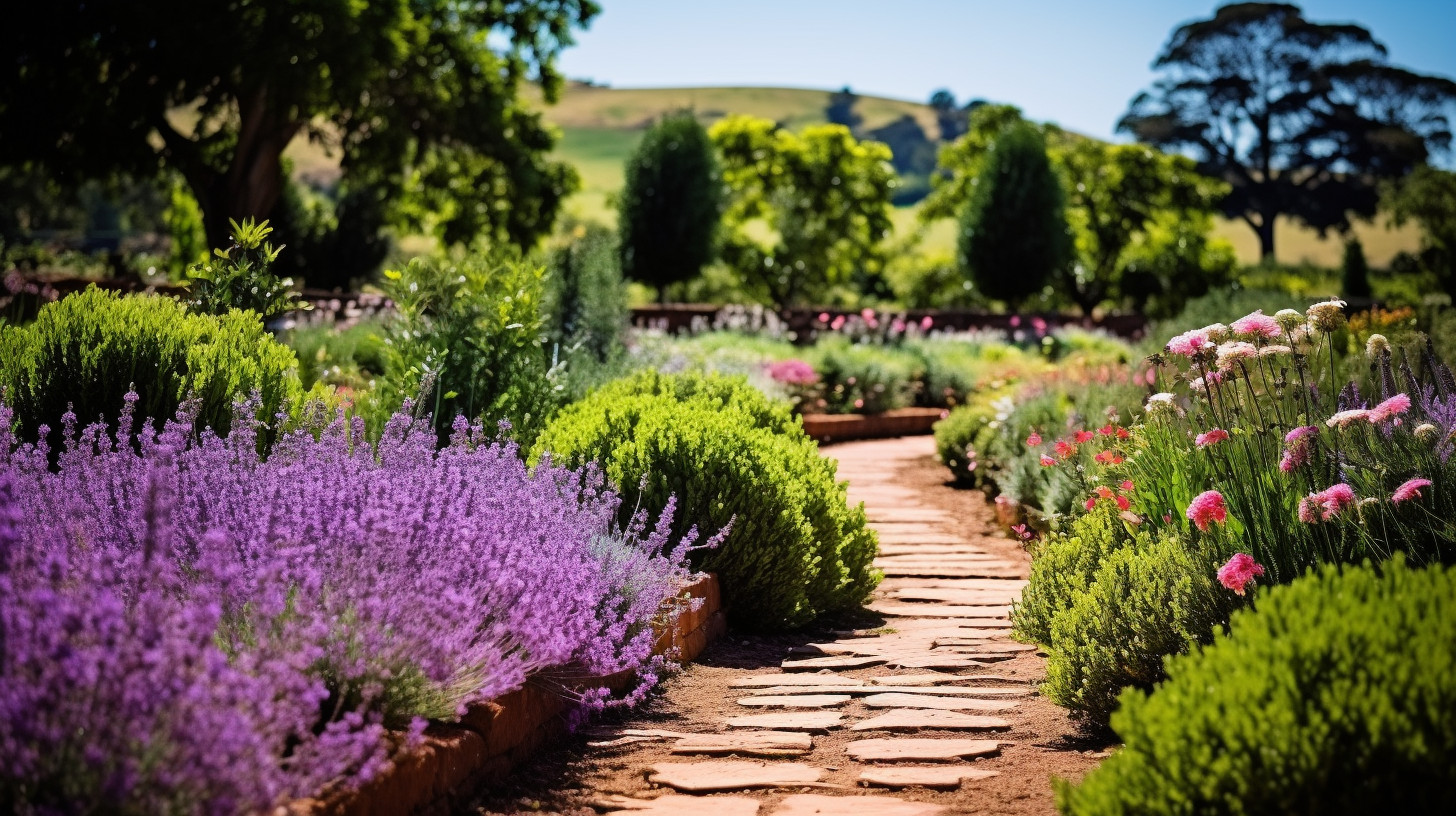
left=291, top=574, right=726, bottom=815
left=799, top=408, right=948, bottom=444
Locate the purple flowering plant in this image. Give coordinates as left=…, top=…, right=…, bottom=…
left=1, top=393, right=698, bottom=813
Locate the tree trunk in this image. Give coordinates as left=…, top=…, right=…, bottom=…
left=1256, top=215, right=1276, bottom=262
left=195, top=86, right=298, bottom=249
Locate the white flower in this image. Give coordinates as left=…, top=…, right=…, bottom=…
left=1145, top=392, right=1184, bottom=417
left=1306, top=299, right=1348, bottom=333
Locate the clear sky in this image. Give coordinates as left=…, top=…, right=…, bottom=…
left=556, top=1, right=1456, bottom=141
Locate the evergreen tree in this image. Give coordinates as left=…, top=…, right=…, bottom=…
left=1342, top=237, right=1372, bottom=300
left=826, top=87, right=863, bottom=133
left=617, top=112, right=722, bottom=302
left=957, top=123, right=1071, bottom=309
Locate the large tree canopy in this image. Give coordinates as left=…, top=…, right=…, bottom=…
left=0, top=0, right=598, bottom=250
left=1119, top=2, right=1456, bottom=260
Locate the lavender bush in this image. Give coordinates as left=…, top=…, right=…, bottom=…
left=1, top=395, right=697, bottom=814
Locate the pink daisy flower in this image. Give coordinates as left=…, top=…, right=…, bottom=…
left=1166, top=328, right=1213, bottom=357
left=1195, top=428, right=1230, bottom=448
left=1367, top=393, right=1412, bottom=423
left=1185, top=490, right=1228, bottom=532
left=1217, top=553, right=1266, bottom=595
left=1231, top=310, right=1282, bottom=339
left=1303, top=483, right=1357, bottom=521
left=1392, top=477, right=1433, bottom=504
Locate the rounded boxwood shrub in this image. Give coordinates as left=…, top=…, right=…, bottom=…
left=532, top=372, right=879, bottom=630
left=1058, top=558, right=1456, bottom=815
left=0, top=287, right=301, bottom=447
left=934, top=401, right=998, bottom=485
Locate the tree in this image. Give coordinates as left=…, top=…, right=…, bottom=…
left=617, top=112, right=722, bottom=302
left=0, top=1, right=597, bottom=252
left=920, top=104, right=1033, bottom=222
left=1341, top=238, right=1372, bottom=299
left=958, top=123, right=1071, bottom=309
left=1119, top=2, right=1456, bottom=260
left=711, top=115, right=895, bottom=307
left=1384, top=165, right=1456, bottom=294
left=929, top=89, right=968, bottom=142
left=826, top=87, right=864, bottom=133
left=1057, top=139, right=1228, bottom=314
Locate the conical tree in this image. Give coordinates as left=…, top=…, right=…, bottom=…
left=618, top=112, right=723, bottom=302
left=1342, top=237, right=1372, bottom=300
left=957, top=123, right=1071, bottom=309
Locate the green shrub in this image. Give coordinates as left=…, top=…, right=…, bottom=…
left=1014, top=503, right=1137, bottom=646
left=934, top=399, right=999, bottom=485
left=810, top=337, right=920, bottom=414
left=377, top=252, right=560, bottom=445
left=0, top=287, right=301, bottom=448
left=1059, top=558, right=1456, bottom=815
left=532, top=373, right=879, bottom=630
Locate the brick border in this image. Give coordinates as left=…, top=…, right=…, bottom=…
left=292, top=574, right=725, bottom=816
left=800, top=408, right=948, bottom=444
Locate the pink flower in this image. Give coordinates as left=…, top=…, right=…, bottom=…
left=1217, top=553, right=1266, bottom=595
left=1039, top=454, right=1056, bottom=467
left=1195, top=428, right=1230, bottom=448
left=1189, top=370, right=1224, bottom=393
left=1026, top=432, right=1042, bottom=447
left=920, top=316, right=933, bottom=330
left=1285, top=425, right=1319, bottom=444
left=1121, top=480, right=1135, bottom=491
left=1230, top=310, right=1281, bottom=339
left=1032, top=317, right=1048, bottom=336
left=1185, top=490, right=1228, bottom=532
left=861, top=307, right=876, bottom=321
left=1084, top=497, right=1097, bottom=511
left=767, top=358, right=818, bottom=385
left=1074, top=430, right=1095, bottom=444
left=818, top=312, right=831, bottom=323
left=1368, top=393, right=1412, bottom=423
left=1302, top=483, right=1357, bottom=522
left=1326, top=409, right=1371, bottom=428
left=1166, top=328, right=1213, bottom=357
left=1115, top=495, right=1131, bottom=511
left=892, top=318, right=906, bottom=333
left=1010, top=315, right=1022, bottom=328
left=1392, top=477, right=1433, bottom=504
left=830, top=315, right=846, bottom=331
left=853, top=398, right=864, bottom=409
left=1055, top=441, right=1077, bottom=459
left=1216, top=341, right=1259, bottom=370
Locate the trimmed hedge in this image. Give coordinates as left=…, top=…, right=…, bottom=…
left=1059, top=558, right=1456, bottom=815
left=533, top=372, right=879, bottom=630
left=1, top=287, right=301, bottom=447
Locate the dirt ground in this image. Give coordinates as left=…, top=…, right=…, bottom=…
left=459, top=438, right=1111, bottom=816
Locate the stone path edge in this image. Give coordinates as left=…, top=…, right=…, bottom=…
left=288, top=574, right=728, bottom=816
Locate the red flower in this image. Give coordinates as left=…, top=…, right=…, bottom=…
left=1116, top=428, right=1131, bottom=440
left=1084, top=498, right=1097, bottom=511
left=1039, top=454, right=1056, bottom=467
left=1120, top=480, right=1135, bottom=491
left=1098, top=424, right=1114, bottom=436
left=1115, top=495, right=1131, bottom=511
left=1095, top=486, right=1114, bottom=499
left=1055, top=441, right=1076, bottom=459
left=1026, top=432, right=1042, bottom=446
left=1074, top=430, right=1095, bottom=444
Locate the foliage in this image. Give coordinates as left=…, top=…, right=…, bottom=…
left=284, top=319, right=387, bottom=394
left=0, top=287, right=301, bottom=451
left=0, top=397, right=695, bottom=812
left=532, top=372, right=879, bottom=630
left=921, top=103, right=1030, bottom=221
left=957, top=122, right=1072, bottom=308
left=1384, top=164, right=1456, bottom=295
left=711, top=115, right=895, bottom=307
left=1342, top=237, right=1372, bottom=299
left=163, top=178, right=207, bottom=278
left=376, top=252, right=561, bottom=445
left=803, top=337, right=921, bottom=415
left=1117, top=210, right=1237, bottom=319
left=1120, top=2, right=1456, bottom=259
left=617, top=112, right=723, bottom=299
left=1058, top=558, right=1456, bottom=815
left=1, top=1, right=596, bottom=250
left=935, top=397, right=1003, bottom=485
left=272, top=181, right=392, bottom=292
left=185, top=218, right=307, bottom=320
left=545, top=222, right=629, bottom=370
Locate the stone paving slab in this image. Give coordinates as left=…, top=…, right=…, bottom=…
left=868, top=605, right=1015, bottom=622
left=780, top=656, right=886, bottom=672
left=850, top=709, right=1013, bottom=732
left=671, top=732, right=813, bottom=757
left=857, top=766, right=999, bottom=790
left=877, top=565, right=1023, bottom=579
left=845, top=738, right=1004, bottom=762
left=771, top=794, right=946, bottom=816
left=723, top=712, right=845, bottom=732
left=728, top=674, right=863, bottom=689
left=886, top=587, right=1022, bottom=604
left=741, top=685, right=1031, bottom=697
left=863, top=693, right=1020, bottom=712
left=735, top=695, right=850, bottom=708
left=885, top=655, right=996, bottom=670
left=648, top=761, right=824, bottom=792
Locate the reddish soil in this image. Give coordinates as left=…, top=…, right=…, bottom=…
left=458, top=437, right=1109, bottom=816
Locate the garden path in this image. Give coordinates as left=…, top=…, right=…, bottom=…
left=466, top=436, right=1103, bottom=816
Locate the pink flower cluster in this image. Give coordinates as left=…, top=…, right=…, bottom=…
left=1217, top=553, right=1265, bottom=595
left=767, top=358, right=818, bottom=386
left=1185, top=490, right=1228, bottom=532
left=1230, top=310, right=1281, bottom=339
left=1279, top=425, right=1319, bottom=472
left=1166, top=328, right=1214, bottom=357
left=1195, top=428, right=1229, bottom=448
left=1299, top=483, right=1357, bottom=523
left=1392, top=477, right=1432, bottom=505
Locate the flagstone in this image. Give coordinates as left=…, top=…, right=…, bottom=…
left=770, top=794, right=946, bottom=816
left=845, top=738, right=1003, bottom=762
left=780, top=655, right=885, bottom=672
left=648, top=761, right=824, bottom=792
left=888, top=587, right=1022, bottom=604
left=868, top=605, right=1014, bottom=622
left=877, top=565, right=1022, bottom=579
left=850, top=709, right=1012, bottom=731
left=672, top=732, right=813, bottom=757
left=886, top=655, right=994, bottom=670
left=856, top=766, right=999, bottom=790
left=735, top=695, right=850, bottom=708
left=723, top=712, right=844, bottom=731
left=743, top=685, right=1030, bottom=697
left=863, top=693, right=1019, bottom=712
left=728, top=674, right=863, bottom=688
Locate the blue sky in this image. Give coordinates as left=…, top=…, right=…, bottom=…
left=557, top=1, right=1456, bottom=141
